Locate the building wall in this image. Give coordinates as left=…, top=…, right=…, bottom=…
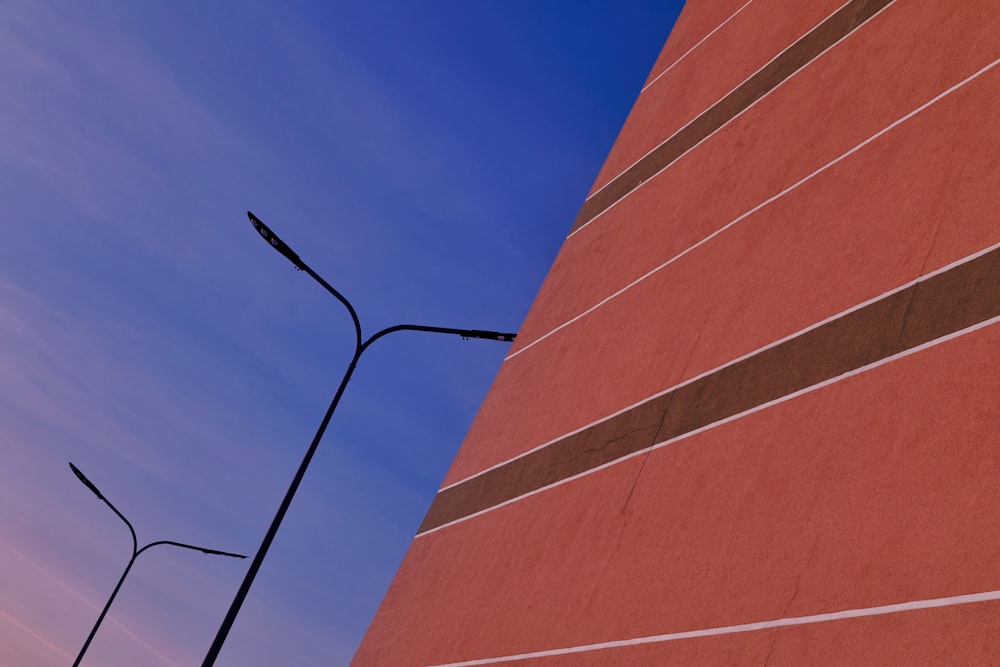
left=353, top=1, right=1000, bottom=664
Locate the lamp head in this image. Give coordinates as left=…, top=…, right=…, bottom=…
left=462, top=330, right=517, bottom=343
left=69, top=462, right=104, bottom=500
left=247, top=211, right=305, bottom=270
left=199, top=547, right=248, bottom=559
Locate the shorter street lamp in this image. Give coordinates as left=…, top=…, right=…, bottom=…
left=69, top=462, right=246, bottom=667
left=200, top=212, right=517, bottom=665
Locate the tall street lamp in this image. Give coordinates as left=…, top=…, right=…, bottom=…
left=69, top=462, right=246, bottom=667
left=201, top=211, right=517, bottom=665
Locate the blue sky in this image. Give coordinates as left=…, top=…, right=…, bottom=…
left=0, top=1, right=683, bottom=664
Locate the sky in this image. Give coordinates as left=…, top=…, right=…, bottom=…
left=0, top=1, right=683, bottom=665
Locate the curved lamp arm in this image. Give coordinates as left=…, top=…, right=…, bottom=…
left=248, top=210, right=363, bottom=349
left=70, top=462, right=138, bottom=555
left=137, top=540, right=247, bottom=559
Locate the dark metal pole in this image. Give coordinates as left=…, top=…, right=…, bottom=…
left=199, top=213, right=516, bottom=666
left=73, top=551, right=136, bottom=667
left=69, top=464, right=246, bottom=667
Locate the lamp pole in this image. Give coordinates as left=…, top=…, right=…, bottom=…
left=201, top=211, right=516, bottom=665
left=69, top=462, right=246, bottom=667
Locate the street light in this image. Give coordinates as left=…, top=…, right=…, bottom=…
left=201, top=211, right=517, bottom=665
left=69, top=462, right=246, bottom=667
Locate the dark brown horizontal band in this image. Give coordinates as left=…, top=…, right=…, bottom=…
left=419, top=244, right=1000, bottom=534
left=569, top=0, right=893, bottom=235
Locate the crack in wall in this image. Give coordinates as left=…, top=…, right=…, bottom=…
left=549, top=424, right=660, bottom=472
left=895, top=216, right=945, bottom=348
left=620, top=325, right=706, bottom=516
left=578, top=322, right=708, bottom=616
left=761, top=530, right=822, bottom=665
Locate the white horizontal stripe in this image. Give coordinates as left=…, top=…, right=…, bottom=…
left=427, top=589, right=1000, bottom=666
left=639, top=1, right=754, bottom=94
left=509, top=49, right=999, bottom=363
left=584, top=0, right=752, bottom=204
left=575, top=0, right=866, bottom=229
left=419, top=311, right=1000, bottom=537
left=443, top=234, right=1000, bottom=494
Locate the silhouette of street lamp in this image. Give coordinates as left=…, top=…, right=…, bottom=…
left=69, top=462, right=246, bottom=667
left=201, top=211, right=517, bottom=665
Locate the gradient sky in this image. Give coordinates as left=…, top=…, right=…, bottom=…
left=0, top=2, right=683, bottom=664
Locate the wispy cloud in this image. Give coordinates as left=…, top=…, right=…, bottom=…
left=0, top=0, right=678, bottom=663
left=0, top=608, right=72, bottom=663
left=0, top=541, right=182, bottom=666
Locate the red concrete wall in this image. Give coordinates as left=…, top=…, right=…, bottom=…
left=353, top=2, right=1000, bottom=664
left=591, top=0, right=845, bottom=195
left=447, top=0, right=1000, bottom=487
